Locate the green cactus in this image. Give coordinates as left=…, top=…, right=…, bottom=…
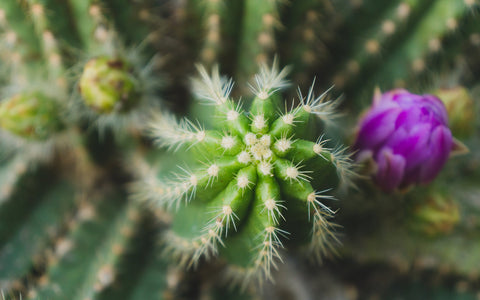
left=322, top=0, right=480, bottom=108
left=132, top=61, right=355, bottom=286
left=0, top=179, right=75, bottom=289
left=0, top=0, right=171, bottom=298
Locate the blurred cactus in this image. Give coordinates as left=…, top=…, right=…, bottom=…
left=434, top=86, right=476, bottom=139
left=409, top=190, right=460, bottom=236
left=0, top=92, right=64, bottom=141
left=0, top=0, right=170, bottom=298
left=0, top=0, right=479, bottom=299
left=79, top=56, right=140, bottom=114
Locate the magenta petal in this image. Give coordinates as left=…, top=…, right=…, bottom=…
left=419, top=126, right=452, bottom=183
left=356, top=107, right=401, bottom=150
left=375, top=148, right=406, bottom=192
left=421, top=95, right=449, bottom=125
left=395, top=107, right=422, bottom=130
left=380, top=89, right=410, bottom=105
left=388, top=123, right=431, bottom=170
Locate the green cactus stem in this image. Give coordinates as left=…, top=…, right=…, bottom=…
left=97, top=214, right=173, bottom=300
left=0, top=166, right=54, bottom=250
left=32, top=195, right=141, bottom=299
left=349, top=0, right=477, bottom=106
left=0, top=1, right=40, bottom=63
left=126, top=244, right=175, bottom=300
left=331, top=0, right=428, bottom=90
left=236, top=0, right=283, bottom=84
left=0, top=154, right=29, bottom=204
left=67, top=1, right=110, bottom=53
left=133, top=61, right=355, bottom=286
left=278, top=0, right=336, bottom=84
left=193, top=0, right=224, bottom=66
left=100, top=0, right=153, bottom=47
left=25, top=1, right=66, bottom=81
left=0, top=181, right=75, bottom=290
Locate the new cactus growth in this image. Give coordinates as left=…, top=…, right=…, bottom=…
left=79, top=56, right=139, bottom=114
left=0, top=92, right=63, bottom=141
left=134, top=61, right=354, bottom=286
left=409, top=190, right=460, bottom=236
left=434, top=86, right=476, bottom=139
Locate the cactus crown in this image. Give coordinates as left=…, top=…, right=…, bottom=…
left=134, top=61, right=354, bottom=286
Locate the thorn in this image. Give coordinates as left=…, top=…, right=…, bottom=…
left=192, top=65, right=233, bottom=105
left=248, top=57, right=291, bottom=99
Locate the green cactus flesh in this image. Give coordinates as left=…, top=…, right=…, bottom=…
left=136, top=62, right=352, bottom=285
left=0, top=181, right=75, bottom=286
left=0, top=154, right=29, bottom=203
left=33, top=194, right=141, bottom=299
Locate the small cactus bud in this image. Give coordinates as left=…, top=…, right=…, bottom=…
left=0, top=92, right=63, bottom=140
left=409, top=192, right=460, bottom=236
left=79, top=56, right=139, bottom=114
left=434, top=87, right=475, bottom=139
left=354, top=89, right=453, bottom=192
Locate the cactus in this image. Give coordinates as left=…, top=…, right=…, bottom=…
left=132, top=61, right=354, bottom=286
left=0, top=0, right=170, bottom=298
left=33, top=195, right=140, bottom=299
left=0, top=0, right=479, bottom=299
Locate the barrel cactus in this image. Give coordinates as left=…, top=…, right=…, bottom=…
left=133, top=61, right=354, bottom=286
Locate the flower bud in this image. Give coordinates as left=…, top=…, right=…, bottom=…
left=434, top=87, right=475, bottom=139
left=79, top=56, right=139, bottom=114
left=409, top=192, right=459, bottom=236
left=0, top=92, right=64, bottom=140
left=354, top=89, right=453, bottom=192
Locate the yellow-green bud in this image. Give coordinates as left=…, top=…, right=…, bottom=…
left=409, top=193, right=460, bottom=236
left=0, top=92, right=64, bottom=140
left=79, top=56, right=139, bottom=114
left=434, top=87, right=475, bottom=138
